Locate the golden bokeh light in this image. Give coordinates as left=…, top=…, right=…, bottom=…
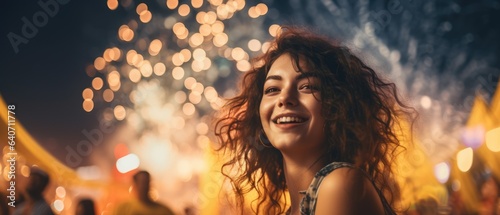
left=211, top=21, right=224, bottom=34
left=202, top=58, right=211, bottom=70
left=189, top=92, right=202, bottom=104
left=486, top=127, right=500, bottom=152
left=209, top=0, right=223, bottom=6
left=205, top=11, right=217, bottom=24
left=83, top=99, right=94, bottom=112
left=269, top=24, right=281, bottom=37
left=149, top=39, right=163, bottom=56
left=140, top=10, right=153, bottom=23
left=174, top=91, right=187, bottom=103
left=248, top=39, right=262, bottom=52
left=92, top=77, right=104, bottom=90
left=236, top=60, right=251, bottom=72
left=126, top=50, right=137, bottom=65
left=182, top=103, right=196, bottom=115
left=457, top=147, right=473, bottom=172
left=255, top=3, right=268, bottom=16
left=203, top=86, right=218, bottom=102
left=103, top=48, right=113, bottom=62
left=129, top=68, right=141, bottom=83
left=178, top=4, right=191, bottom=17
left=216, top=4, right=229, bottom=20
left=111, top=47, right=122, bottom=61
left=196, top=122, right=209, bottom=135
left=192, top=48, right=206, bottom=61
left=184, top=77, right=197, bottom=89
left=103, top=89, right=114, bottom=102
left=107, top=0, right=118, bottom=10
left=192, top=82, right=204, bottom=94
left=262, top=41, right=271, bottom=53
left=196, top=11, right=206, bottom=24
left=172, top=53, right=184, bottom=66
left=118, top=25, right=135, bottom=42
left=108, top=70, right=121, bottom=87
left=172, top=67, right=185, bottom=80
left=189, top=33, right=204, bottom=47
left=172, top=116, right=185, bottom=129
left=114, top=105, right=127, bottom=121
left=191, top=0, right=203, bottom=8
left=140, top=61, right=153, bottom=77
left=153, top=62, right=166, bottom=76
left=248, top=6, right=259, bottom=18
left=231, top=47, right=245, bottom=61
left=213, top=33, right=228, bottom=47
left=136, top=3, right=148, bottom=15
left=166, top=0, right=179, bottom=10
left=180, top=49, right=192, bottom=62
left=94, top=57, right=106, bottom=71
left=199, top=24, right=212, bottom=36
left=191, top=60, right=203, bottom=72
left=82, top=88, right=94, bottom=99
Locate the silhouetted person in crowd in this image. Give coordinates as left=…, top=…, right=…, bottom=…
left=479, top=176, right=500, bottom=215
left=75, top=198, right=96, bottom=215
left=113, top=170, right=175, bottom=215
left=13, top=167, right=54, bottom=215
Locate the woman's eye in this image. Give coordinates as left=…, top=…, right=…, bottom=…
left=300, top=84, right=319, bottom=91
left=264, top=87, right=279, bottom=94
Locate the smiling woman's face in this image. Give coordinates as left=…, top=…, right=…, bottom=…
left=259, top=54, right=326, bottom=153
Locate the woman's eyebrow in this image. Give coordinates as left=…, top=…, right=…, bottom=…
left=265, top=75, right=282, bottom=82
left=296, top=72, right=319, bottom=81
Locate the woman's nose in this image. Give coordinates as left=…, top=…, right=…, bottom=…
left=278, top=87, right=298, bottom=107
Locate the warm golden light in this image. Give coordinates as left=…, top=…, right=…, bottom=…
left=205, top=11, right=217, bottom=24
left=213, top=33, right=228, bottom=47
left=129, top=68, right=141, bottom=83
left=262, top=41, right=271, bottom=53
left=248, top=6, right=259, bottom=18
left=82, top=88, right=94, bottom=99
left=191, top=60, right=203, bottom=72
left=108, top=70, right=120, bottom=87
left=92, top=77, right=104, bottom=90
left=192, top=82, right=204, bottom=94
left=83, top=99, right=94, bottom=112
left=231, top=47, right=245, bottom=61
left=216, top=4, right=229, bottom=20
left=174, top=91, right=187, bottom=103
left=236, top=60, right=251, bottom=72
left=126, top=50, right=137, bottom=65
left=173, top=22, right=187, bottom=35
left=153, top=62, right=166, bottom=76
left=457, top=147, right=473, bottom=172
left=248, top=39, right=262, bottom=52
left=103, top=48, right=113, bottom=62
left=140, top=11, right=152, bottom=23
left=184, top=77, right=197, bottom=89
left=119, top=25, right=135, bottom=42
left=140, top=61, right=153, bottom=77
left=189, top=92, right=202, bottom=104
left=189, top=33, right=204, bottom=47
left=149, top=39, right=163, bottom=56
left=166, top=0, right=179, bottom=10
left=172, top=116, right=185, bottom=129
left=136, top=3, right=148, bottom=15
left=182, top=103, right=196, bottom=115
left=199, top=24, right=212, bottom=36
left=209, top=0, right=223, bottom=6
left=103, top=89, right=114, bottom=102
left=56, top=186, right=66, bottom=198
left=172, top=67, right=185, bottom=80
left=202, top=57, right=211, bottom=70
left=191, top=0, right=203, bottom=8
left=107, top=0, right=118, bottom=10
left=94, top=57, right=106, bottom=71
left=196, top=122, right=209, bottom=135
left=196, top=11, right=206, bottom=24
left=180, top=49, right=192, bottom=62
left=172, top=53, right=184, bottom=66
left=111, top=47, right=121, bottom=61
left=203, top=86, right=218, bottom=102
left=486, top=127, right=500, bottom=152
left=178, top=4, right=190, bottom=16
left=269, top=24, right=281, bottom=37
left=211, top=21, right=224, bottom=34
left=192, top=48, right=206, bottom=61
left=114, top=105, right=127, bottom=120
left=255, top=3, right=268, bottom=15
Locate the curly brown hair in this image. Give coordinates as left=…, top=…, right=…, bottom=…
left=214, top=26, right=416, bottom=214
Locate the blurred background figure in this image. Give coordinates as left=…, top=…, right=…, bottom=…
left=13, top=167, right=54, bottom=215
left=112, top=170, right=175, bottom=215
left=75, top=198, right=96, bottom=215
left=479, top=175, right=500, bottom=215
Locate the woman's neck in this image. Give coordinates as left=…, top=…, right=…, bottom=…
left=282, top=153, right=326, bottom=214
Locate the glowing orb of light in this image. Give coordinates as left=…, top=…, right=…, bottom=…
left=433, top=162, right=450, bottom=184
left=116, top=153, right=140, bottom=173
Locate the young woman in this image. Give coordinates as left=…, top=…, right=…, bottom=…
left=214, top=26, right=415, bottom=215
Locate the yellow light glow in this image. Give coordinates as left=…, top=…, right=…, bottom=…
left=199, top=24, right=212, bottom=36
left=180, top=49, right=192, bottom=62
left=183, top=103, right=196, bottom=115
left=191, top=60, right=203, bottom=72
left=486, top=127, right=500, bottom=152
left=53, top=200, right=64, bottom=212
left=184, top=77, right=197, bottom=89
left=172, top=67, right=185, bottom=80
left=457, top=147, right=473, bottom=172
left=192, top=82, right=204, bottom=94
left=202, top=57, right=212, bottom=70
left=193, top=48, right=206, bottom=61
left=107, top=0, right=118, bottom=10
left=174, top=91, right=187, bottom=103
left=269, top=24, right=281, bottom=37
left=191, top=0, right=203, bottom=8
left=119, top=25, right=135, bottom=42
left=196, top=122, right=209, bottom=135
left=209, top=0, right=222, bottom=6
left=237, top=60, right=251, bottom=72
left=216, top=4, right=229, bottom=20
left=231, top=47, right=245, bottom=61
left=129, top=68, right=141, bottom=83
left=111, top=47, right=121, bottom=61
left=420, top=96, right=432, bottom=109
left=126, top=50, right=137, bottom=65
left=56, top=186, right=66, bottom=198
left=92, top=77, right=104, bottom=90
left=172, top=53, right=184, bottom=66
left=205, top=11, right=217, bottom=24
left=166, top=0, right=179, bottom=9
left=153, top=62, right=166, bottom=76
left=114, top=105, right=126, bottom=121
left=103, top=48, right=113, bottom=62
left=197, top=135, right=210, bottom=148
left=434, top=162, right=450, bottom=184
left=196, top=11, right=206, bottom=24
left=140, top=11, right=152, bottom=23
left=136, top=3, right=148, bottom=15
left=204, top=86, right=218, bottom=102
left=248, top=39, right=262, bottom=52
left=189, top=92, right=202, bottom=104
left=140, top=62, right=153, bottom=77
left=149, top=39, right=162, bottom=56
left=262, top=41, right=271, bottom=53
left=103, top=89, right=114, bottom=102
left=248, top=6, right=259, bottom=18
left=82, top=88, right=94, bottom=99
left=94, top=57, right=106, bottom=71
left=116, top=153, right=140, bottom=173
left=189, top=33, right=204, bottom=47
left=83, top=99, right=94, bottom=112
left=108, top=70, right=120, bottom=87
left=256, top=3, right=268, bottom=15
left=177, top=29, right=189, bottom=39
left=21, top=165, right=30, bottom=177
left=211, top=21, right=224, bottom=34
left=178, top=4, right=190, bottom=16
left=213, top=33, right=228, bottom=47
